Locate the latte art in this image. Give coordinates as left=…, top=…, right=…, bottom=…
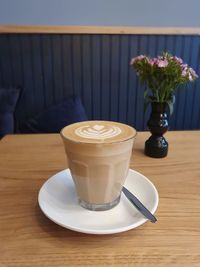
left=75, top=124, right=122, bottom=140
left=61, top=120, right=136, bottom=144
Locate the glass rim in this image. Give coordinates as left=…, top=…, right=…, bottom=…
left=60, top=121, right=137, bottom=145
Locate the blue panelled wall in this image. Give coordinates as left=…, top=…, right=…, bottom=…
left=0, top=34, right=200, bottom=131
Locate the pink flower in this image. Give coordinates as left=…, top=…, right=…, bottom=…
left=137, top=55, right=146, bottom=60
left=189, top=68, right=198, bottom=79
left=181, top=64, right=188, bottom=70
left=182, top=67, right=198, bottom=80
left=173, top=56, right=183, bottom=64
left=157, top=59, right=168, bottom=68
left=189, top=73, right=193, bottom=81
left=130, top=58, right=135, bottom=65
left=130, top=55, right=146, bottom=65
left=149, top=58, right=158, bottom=66
left=181, top=64, right=189, bottom=78
left=182, top=70, right=187, bottom=77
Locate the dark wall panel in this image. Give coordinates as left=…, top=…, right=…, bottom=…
left=0, top=34, right=200, bottom=131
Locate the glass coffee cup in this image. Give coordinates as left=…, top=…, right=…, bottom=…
left=61, top=121, right=136, bottom=211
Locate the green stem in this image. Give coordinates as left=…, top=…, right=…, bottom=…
left=156, top=90, right=159, bottom=102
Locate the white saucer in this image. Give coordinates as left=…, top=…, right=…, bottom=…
left=38, top=169, right=159, bottom=235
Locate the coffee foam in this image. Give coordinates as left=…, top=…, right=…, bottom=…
left=61, top=121, right=136, bottom=143
left=75, top=124, right=122, bottom=140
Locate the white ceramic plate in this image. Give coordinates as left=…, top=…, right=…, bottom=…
left=38, top=169, right=159, bottom=235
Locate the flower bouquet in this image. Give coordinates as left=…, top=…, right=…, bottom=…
left=130, top=52, right=198, bottom=114
left=130, top=52, right=198, bottom=158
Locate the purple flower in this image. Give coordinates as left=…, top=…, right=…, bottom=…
left=157, top=59, right=168, bottom=68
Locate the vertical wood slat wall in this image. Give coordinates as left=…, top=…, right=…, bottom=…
left=0, top=33, right=200, bottom=131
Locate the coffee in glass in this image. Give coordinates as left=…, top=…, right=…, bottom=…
left=61, top=121, right=136, bottom=211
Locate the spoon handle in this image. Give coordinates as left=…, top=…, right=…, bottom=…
left=122, top=186, right=157, bottom=223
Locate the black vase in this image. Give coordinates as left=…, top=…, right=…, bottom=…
left=145, top=102, right=169, bottom=158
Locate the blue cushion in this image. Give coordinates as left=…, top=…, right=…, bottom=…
left=0, top=88, right=20, bottom=138
left=20, top=96, right=88, bottom=133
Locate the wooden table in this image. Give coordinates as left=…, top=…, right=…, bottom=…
left=0, top=132, right=200, bottom=267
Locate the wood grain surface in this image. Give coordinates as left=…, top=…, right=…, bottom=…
left=0, top=132, right=200, bottom=267
left=1, top=25, right=200, bottom=35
